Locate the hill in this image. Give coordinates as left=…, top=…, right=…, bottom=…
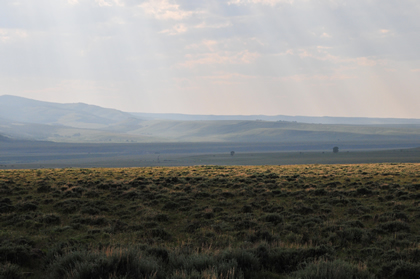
left=125, top=120, right=420, bottom=143
left=1, top=95, right=420, bottom=148
left=0, top=95, right=136, bottom=129
left=131, top=112, right=420, bottom=125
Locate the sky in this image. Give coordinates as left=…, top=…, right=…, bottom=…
left=0, top=0, right=420, bottom=118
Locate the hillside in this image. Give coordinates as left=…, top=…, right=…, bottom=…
left=1, top=95, right=420, bottom=147
left=131, top=112, right=420, bottom=125
left=126, top=120, right=420, bottom=142
left=0, top=95, right=136, bottom=129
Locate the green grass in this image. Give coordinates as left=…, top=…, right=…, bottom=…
left=1, top=163, right=420, bottom=278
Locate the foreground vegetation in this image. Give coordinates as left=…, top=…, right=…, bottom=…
left=1, top=164, right=420, bottom=278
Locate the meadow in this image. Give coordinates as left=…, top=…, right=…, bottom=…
left=1, top=163, right=420, bottom=278
left=1, top=139, right=420, bottom=169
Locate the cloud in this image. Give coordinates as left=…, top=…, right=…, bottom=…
left=160, top=23, right=188, bottom=35
left=185, top=40, right=219, bottom=51
left=139, top=0, right=194, bottom=20
left=95, top=0, right=112, bottom=7
left=181, top=50, right=260, bottom=68
left=94, top=0, right=124, bottom=7
left=194, top=21, right=232, bottom=29
left=280, top=73, right=355, bottom=82
left=356, top=57, right=377, bottom=67
left=296, top=47, right=381, bottom=68
left=0, top=28, right=28, bottom=43
left=1, top=0, right=420, bottom=117
left=228, top=0, right=294, bottom=6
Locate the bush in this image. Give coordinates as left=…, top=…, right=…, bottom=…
left=380, top=260, right=420, bottom=279
left=377, top=221, right=410, bottom=233
left=0, top=262, right=23, bottom=279
left=265, top=246, right=332, bottom=274
left=150, top=228, right=172, bottom=240
left=18, top=203, right=37, bottom=212
left=40, top=214, right=61, bottom=225
left=219, top=249, right=260, bottom=273
left=145, top=247, right=169, bottom=263
left=0, top=242, right=32, bottom=266
left=264, top=214, right=283, bottom=225
left=288, top=260, right=374, bottom=279
left=45, top=248, right=164, bottom=279
left=337, top=228, right=365, bottom=244
left=390, top=261, right=420, bottom=279
left=80, top=206, right=100, bottom=215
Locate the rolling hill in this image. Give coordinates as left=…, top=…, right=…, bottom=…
left=1, top=95, right=420, bottom=148
left=0, top=95, right=135, bottom=129
left=131, top=112, right=420, bottom=125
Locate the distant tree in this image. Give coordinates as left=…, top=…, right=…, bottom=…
left=230, top=151, right=235, bottom=156
left=333, top=146, right=339, bottom=153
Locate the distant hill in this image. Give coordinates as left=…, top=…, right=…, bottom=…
left=131, top=112, right=420, bottom=125
left=1, top=95, right=420, bottom=147
left=0, top=95, right=137, bottom=129
left=123, top=119, right=420, bottom=143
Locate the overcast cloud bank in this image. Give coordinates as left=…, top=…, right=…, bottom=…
left=1, top=0, right=419, bottom=117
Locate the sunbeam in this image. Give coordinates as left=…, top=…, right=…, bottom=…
left=0, top=0, right=419, bottom=117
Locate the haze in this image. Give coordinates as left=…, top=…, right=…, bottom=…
left=1, top=0, right=419, bottom=118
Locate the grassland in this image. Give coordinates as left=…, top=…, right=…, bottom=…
left=2, top=163, right=420, bottom=278
left=1, top=140, right=420, bottom=169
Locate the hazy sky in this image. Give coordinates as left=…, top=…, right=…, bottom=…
left=1, top=0, right=420, bottom=117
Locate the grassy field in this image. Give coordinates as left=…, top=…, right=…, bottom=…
left=1, top=139, right=420, bottom=169
left=2, top=163, right=420, bottom=278
left=1, top=148, right=420, bottom=169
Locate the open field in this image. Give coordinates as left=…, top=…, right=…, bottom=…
left=1, top=141, right=420, bottom=169
left=2, top=163, right=420, bottom=278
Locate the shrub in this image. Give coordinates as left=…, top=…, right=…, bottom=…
left=0, top=242, right=32, bottom=266
left=219, top=249, right=260, bottom=274
left=171, top=253, right=215, bottom=273
left=153, top=214, right=169, bottom=222
left=265, top=246, right=332, bottom=274
left=0, top=204, right=15, bottom=213
left=377, top=221, right=410, bottom=233
left=391, top=261, right=420, bottom=278
left=380, top=260, right=420, bottom=279
left=0, top=262, right=23, bottom=279
left=40, top=214, right=61, bottom=225
left=37, top=185, right=52, bottom=193
left=150, top=228, right=172, bottom=240
left=360, top=247, right=384, bottom=257
left=264, top=214, right=283, bottom=225
left=80, top=206, right=100, bottom=215
left=45, top=248, right=164, bottom=279
left=146, top=247, right=169, bottom=263
left=18, top=203, right=37, bottom=212
left=241, top=205, right=253, bottom=213
left=162, top=202, right=179, bottom=211
left=356, top=188, right=373, bottom=196
left=289, top=260, right=374, bottom=279
left=54, top=200, right=83, bottom=214
left=337, top=228, right=365, bottom=244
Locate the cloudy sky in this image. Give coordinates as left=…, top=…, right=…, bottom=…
left=1, top=0, right=419, bottom=118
